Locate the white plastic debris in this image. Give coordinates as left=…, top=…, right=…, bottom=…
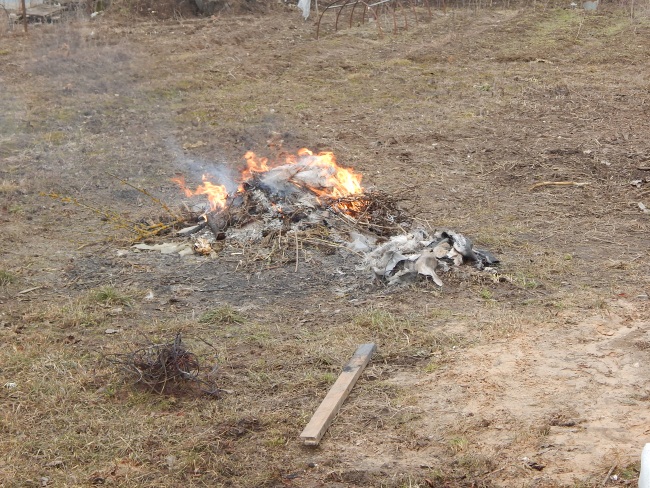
left=639, top=443, right=650, bottom=488
left=298, top=0, right=310, bottom=19
left=347, top=232, right=377, bottom=253
left=3, top=382, right=17, bottom=389
left=363, top=229, right=497, bottom=286
left=413, top=250, right=443, bottom=287
left=132, top=242, right=193, bottom=256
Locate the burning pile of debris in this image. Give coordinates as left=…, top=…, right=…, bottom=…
left=148, top=148, right=498, bottom=286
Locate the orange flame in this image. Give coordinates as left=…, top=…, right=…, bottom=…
left=297, top=148, right=363, bottom=199
left=172, top=148, right=364, bottom=214
left=241, top=148, right=363, bottom=198
left=171, top=174, right=228, bottom=211
left=241, top=151, right=270, bottom=181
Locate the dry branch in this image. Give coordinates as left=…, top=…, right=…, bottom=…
left=105, top=332, right=221, bottom=396
left=529, top=181, right=591, bottom=191
left=43, top=192, right=183, bottom=240
left=106, top=172, right=180, bottom=220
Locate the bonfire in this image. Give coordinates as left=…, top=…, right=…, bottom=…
left=166, top=148, right=498, bottom=286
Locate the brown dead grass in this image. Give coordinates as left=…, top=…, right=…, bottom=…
left=2, top=4, right=650, bottom=487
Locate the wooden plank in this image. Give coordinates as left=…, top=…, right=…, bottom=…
left=21, top=0, right=26, bottom=32
left=300, top=343, right=376, bottom=446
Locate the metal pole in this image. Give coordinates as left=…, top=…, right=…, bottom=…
left=21, top=0, right=27, bottom=33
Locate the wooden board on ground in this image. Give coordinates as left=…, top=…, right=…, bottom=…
left=300, top=342, right=376, bottom=446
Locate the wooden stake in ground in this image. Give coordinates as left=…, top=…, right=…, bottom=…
left=300, top=343, right=376, bottom=446
left=21, top=0, right=27, bottom=33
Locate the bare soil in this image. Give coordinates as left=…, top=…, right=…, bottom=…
left=2, top=3, right=650, bottom=487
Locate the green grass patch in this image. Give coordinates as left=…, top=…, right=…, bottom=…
left=0, top=270, right=16, bottom=286
left=91, top=286, right=134, bottom=307
left=199, top=305, right=245, bottom=325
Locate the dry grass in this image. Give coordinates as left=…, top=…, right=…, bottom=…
left=0, top=179, right=20, bottom=193
left=0, top=270, right=16, bottom=287
left=1, top=296, right=478, bottom=485
left=1, top=4, right=649, bottom=487
left=199, top=305, right=246, bottom=325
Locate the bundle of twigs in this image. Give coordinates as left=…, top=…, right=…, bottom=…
left=105, top=332, right=220, bottom=396
left=324, top=190, right=411, bottom=236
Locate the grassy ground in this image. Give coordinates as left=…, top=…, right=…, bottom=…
left=2, top=2, right=650, bottom=486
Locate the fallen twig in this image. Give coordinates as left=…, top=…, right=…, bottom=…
left=18, top=286, right=43, bottom=294
left=43, top=192, right=182, bottom=240
left=300, top=237, right=364, bottom=257
left=529, top=181, right=591, bottom=191
left=106, top=172, right=179, bottom=220
left=294, top=230, right=299, bottom=272
left=601, top=463, right=617, bottom=487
